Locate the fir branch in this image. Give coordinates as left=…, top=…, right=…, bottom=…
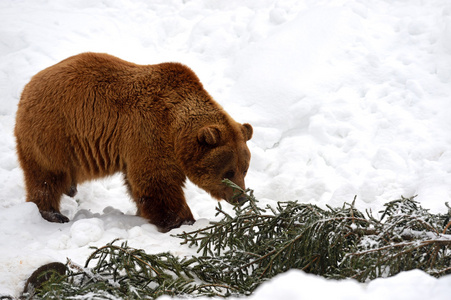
left=30, top=188, right=451, bottom=299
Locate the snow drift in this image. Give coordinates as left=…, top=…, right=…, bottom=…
left=1, top=0, right=451, bottom=298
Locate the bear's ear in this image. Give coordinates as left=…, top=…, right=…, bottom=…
left=198, top=125, right=222, bottom=146
left=241, top=123, right=253, bottom=141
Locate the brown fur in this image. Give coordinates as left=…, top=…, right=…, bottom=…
left=15, top=52, right=252, bottom=232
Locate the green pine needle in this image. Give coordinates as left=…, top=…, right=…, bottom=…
left=26, top=183, right=451, bottom=299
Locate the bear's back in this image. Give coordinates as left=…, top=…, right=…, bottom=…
left=15, top=53, right=219, bottom=181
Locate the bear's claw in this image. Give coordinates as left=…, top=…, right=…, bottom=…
left=181, top=219, right=195, bottom=226
left=40, top=210, right=70, bottom=223
left=158, top=217, right=195, bottom=233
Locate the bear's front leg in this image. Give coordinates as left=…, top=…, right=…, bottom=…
left=138, top=195, right=195, bottom=232
left=125, top=165, right=195, bottom=232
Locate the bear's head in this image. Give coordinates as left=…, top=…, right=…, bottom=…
left=176, top=121, right=253, bottom=205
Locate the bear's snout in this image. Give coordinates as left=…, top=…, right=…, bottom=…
left=223, top=187, right=248, bottom=206
left=234, top=194, right=248, bottom=206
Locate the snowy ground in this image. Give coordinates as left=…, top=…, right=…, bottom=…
left=1, top=0, right=451, bottom=298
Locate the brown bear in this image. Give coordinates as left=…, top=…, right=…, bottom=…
left=14, top=52, right=252, bottom=232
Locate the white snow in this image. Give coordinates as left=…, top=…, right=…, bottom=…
left=1, top=0, right=451, bottom=298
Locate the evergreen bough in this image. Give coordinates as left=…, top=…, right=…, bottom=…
left=19, top=180, right=451, bottom=299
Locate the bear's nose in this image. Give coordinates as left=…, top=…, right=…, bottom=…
left=235, top=194, right=248, bottom=206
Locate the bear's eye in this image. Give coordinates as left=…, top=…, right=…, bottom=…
left=224, top=170, right=235, bottom=179
left=243, top=170, right=248, bottom=176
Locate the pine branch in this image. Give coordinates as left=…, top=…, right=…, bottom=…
left=29, top=186, right=451, bottom=299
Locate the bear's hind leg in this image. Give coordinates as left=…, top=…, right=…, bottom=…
left=27, top=171, right=71, bottom=223
left=19, top=155, right=71, bottom=223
